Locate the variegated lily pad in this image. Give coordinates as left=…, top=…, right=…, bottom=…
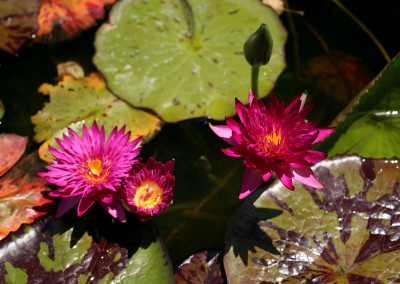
left=0, top=213, right=174, bottom=283
left=225, top=155, right=400, bottom=283
left=94, top=0, right=287, bottom=122
left=31, top=73, right=163, bottom=162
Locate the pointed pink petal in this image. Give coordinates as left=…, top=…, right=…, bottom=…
left=261, top=171, right=273, bottom=182
left=77, top=197, right=96, bottom=216
left=239, top=167, right=263, bottom=199
left=99, top=199, right=127, bottom=222
left=54, top=196, right=81, bottom=219
left=225, top=117, right=244, bottom=136
left=248, top=90, right=256, bottom=105
left=221, top=146, right=245, bottom=158
left=285, top=93, right=302, bottom=114
left=292, top=167, right=324, bottom=188
left=312, top=127, right=335, bottom=143
left=275, top=168, right=294, bottom=190
left=209, top=124, right=238, bottom=146
left=235, top=98, right=247, bottom=124
left=304, top=150, right=328, bottom=163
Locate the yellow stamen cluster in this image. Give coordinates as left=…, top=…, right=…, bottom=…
left=134, top=181, right=163, bottom=209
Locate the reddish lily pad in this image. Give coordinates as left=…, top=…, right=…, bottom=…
left=0, top=0, right=40, bottom=53
left=31, top=73, right=163, bottom=162
left=225, top=155, right=400, bottom=283
left=0, top=152, right=53, bottom=241
left=94, top=0, right=287, bottom=122
left=35, top=0, right=117, bottom=43
left=0, top=134, right=27, bottom=177
left=0, top=213, right=174, bottom=283
left=175, top=251, right=224, bottom=284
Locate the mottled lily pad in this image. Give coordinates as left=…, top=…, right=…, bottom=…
left=175, top=251, right=224, bottom=284
left=94, top=0, right=287, bottom=122
left=0, top=134, right=27, bottom=177
left=0, top=213, right=174, bottom=283
left=31, top=73, right=163, bottom=162
left=0, top=0, right=40, bottom=53
left=225, top=155, right=400, bottom=283
left=0, top=152, right=53, bottom=241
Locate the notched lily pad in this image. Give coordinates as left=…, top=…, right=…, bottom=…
left=175, top=251, right=224, bottom=284
left=31, top=73, right=163, bottom=162
left=225, top=155, right=400, bottom=283
left=94, top=0, right=287, bottom=122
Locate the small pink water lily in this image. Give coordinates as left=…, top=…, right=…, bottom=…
left=123, top=158, right=174, bottom=222
left=210, top=91, right=335, bottom=199
left=38, top=121, right=142, bottom=222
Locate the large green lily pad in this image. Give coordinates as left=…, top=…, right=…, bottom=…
left=94, top=0, right=287, bottom=122
left=0, top=212, right=174, bottom=283
left=224, top=155, right=400, bottom=283
left=31, top=73, right=163, bottom=162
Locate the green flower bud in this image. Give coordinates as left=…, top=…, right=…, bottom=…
left=243, top=23, right=273, bottom=66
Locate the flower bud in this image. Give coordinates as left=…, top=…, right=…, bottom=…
left=243, top=23, right=273, bottom=66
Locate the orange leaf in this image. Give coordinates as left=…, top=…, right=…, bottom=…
left=0, top=0, right=41, bottom=53
left=36, top=0, right=117, bottom=42
left=0, top=134, right=28, bottom=177
left=0, top=152, right=54, bottom=241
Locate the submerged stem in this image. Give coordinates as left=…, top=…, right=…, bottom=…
left=251, top=65, right=260, bottom=98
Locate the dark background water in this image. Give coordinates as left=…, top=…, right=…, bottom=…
left=0, top=0, right=399, bottom=268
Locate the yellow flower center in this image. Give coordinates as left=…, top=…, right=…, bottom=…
left=266, top=132, right=281, bottom=145
left=258, top=131, right=283, bottom=156
left=84, top=158, right=109, bottom=182
left=134, top=181, right=163, bottom=209
left=88, top=159, right=103, bottom=175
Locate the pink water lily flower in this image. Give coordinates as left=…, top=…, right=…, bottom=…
left=210, top=91, right=334, bottom=199
left=123, top=158, right=174, bottom=222
left=38, top=121, right=142, bottom=222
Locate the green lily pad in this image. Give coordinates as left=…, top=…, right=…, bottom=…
left=31, top=73, right=163, bottom=162
left=94, top=0, right=287, bottom=122
left=224, top=155, right=400, bottom=283
left=0, top=212, right=174, bottom=283
left=329, top=112, right=400, bottom=158
left=318, top=53, right=400, bottom=158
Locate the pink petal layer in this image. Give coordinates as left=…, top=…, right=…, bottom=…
left=99, top=198, right=127, bottom=222
left=209, top=124, right=237, bottom=146
left=54, top=196, right=81, bottom=219
left=292, top=167, right=324, bottom=188
left=312, top=127, right=335, bottom=144
left=239, top=167, right=263, bottom=199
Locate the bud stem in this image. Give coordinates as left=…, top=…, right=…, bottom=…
left=251, top=65, right=260, bottom=98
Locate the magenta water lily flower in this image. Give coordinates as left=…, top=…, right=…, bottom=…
left=38, top=121, right=142, bottom=222
left=123, top=158, right=174, bottom=222
left=210, top=91, right=335, bottom=199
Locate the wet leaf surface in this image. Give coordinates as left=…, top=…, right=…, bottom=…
left=0, top=152, right=53, bottom=241
left=94, top=0, right=287, bottom=122
left=0, top=210, right=174, bottom=283
left=0, top=134, right=27, bottom=177
left=31, top=73, right=163, bottom=162
left=225, top=155, right=400, bottom=283
left=175, top=251, right=225, bottom=284
left=0, top=0, right=40, bottom=53
left=35, top=0, right=117, bottom=43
